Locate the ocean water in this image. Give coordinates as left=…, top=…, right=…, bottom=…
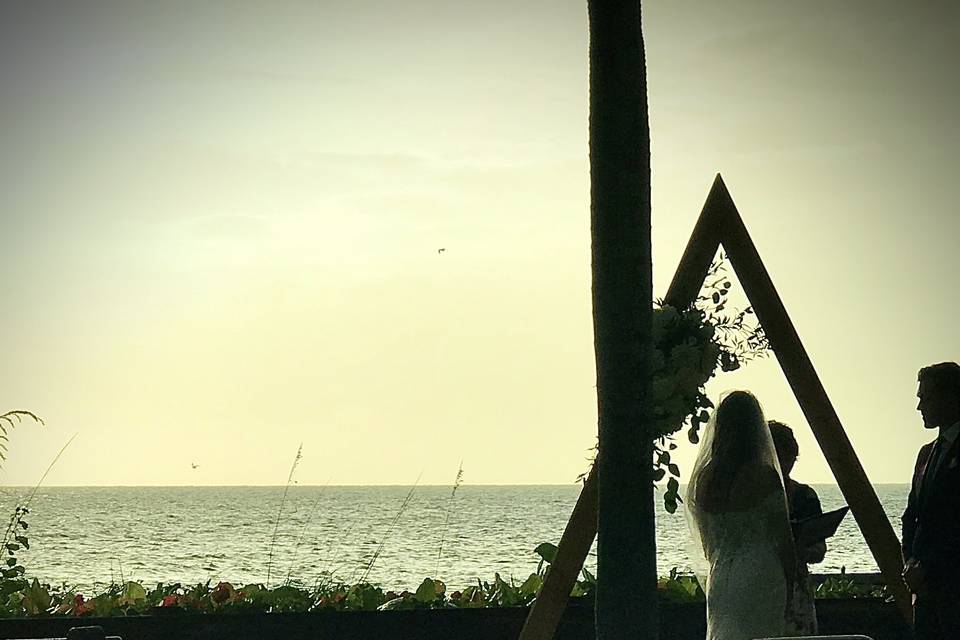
left=0, top=484, right=908, bottom=591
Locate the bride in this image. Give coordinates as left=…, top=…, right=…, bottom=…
left=684, top=391, right=798, bottom=640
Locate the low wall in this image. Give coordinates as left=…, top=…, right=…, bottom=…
left=0, top=599, right=911, bottom=640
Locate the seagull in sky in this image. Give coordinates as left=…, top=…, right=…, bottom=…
left=191, top=463, right=200, bottom=469
left=437, top=248, right=446, bottom=255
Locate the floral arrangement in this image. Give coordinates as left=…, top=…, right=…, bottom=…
left=652, top=269, right=769, bottom=510
left=587, top=256, right=770, bottom=512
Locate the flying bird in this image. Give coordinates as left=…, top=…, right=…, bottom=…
left=191, top=463, right=200, bottom=469
left=437, top=248, right=446, bottom=254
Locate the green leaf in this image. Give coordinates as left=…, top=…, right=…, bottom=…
left=533, top=542, right=558, bottom=565
left=120, top=581, right=147, bottom=606
left=377, top=596, right=408, bottom=611
left=21, top=578, right=51, bottom=615
left=519, top=573, right=543, bottom=597
left=414, top=578, right=437, bottom=604
left=6, top=557, right=17, bottom=567
left=664, top=496, right=678, bottom=514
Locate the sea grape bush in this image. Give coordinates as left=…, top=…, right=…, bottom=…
left=0, top=542, right=887, bottom=618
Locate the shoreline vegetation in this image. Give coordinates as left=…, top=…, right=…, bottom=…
left=0, top=559, right=888, bottom=619
left=0, top=442, right=895, bottom=621
left=0, top=468, right=898, bottom=619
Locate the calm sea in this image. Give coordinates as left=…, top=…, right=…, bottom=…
left=0, top=484, right=908, bottom=591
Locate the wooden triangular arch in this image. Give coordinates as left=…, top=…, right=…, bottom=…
left=519, top=174, right=911, bottom=640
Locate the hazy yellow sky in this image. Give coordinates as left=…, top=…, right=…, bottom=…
left=2, top=0, right=958, bottom=486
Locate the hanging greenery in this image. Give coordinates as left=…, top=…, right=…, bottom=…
left=582, top=255, right=770, bottom=513
left=652, top=254, right=770, bottom=512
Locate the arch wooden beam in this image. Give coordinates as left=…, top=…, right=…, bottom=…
left=518, top=174, right=910, bottom=640
left=713, top=175, right=910, bottom=618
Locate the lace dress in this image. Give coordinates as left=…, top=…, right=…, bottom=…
left=699, top=491, right=790, bottom=640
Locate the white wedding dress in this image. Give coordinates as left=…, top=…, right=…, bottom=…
left=684, top=392, right=795, bottom=640
left=695, top=492, right=788, bottom=640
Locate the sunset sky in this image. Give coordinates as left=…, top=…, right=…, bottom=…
left=2, top=0, right=958, bottom=487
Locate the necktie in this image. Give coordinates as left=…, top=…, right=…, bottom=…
left=921, top=438, right=944, bottom=505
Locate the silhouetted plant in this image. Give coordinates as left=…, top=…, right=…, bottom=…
left=0, top=543, right=884, bottom=617
left=1, top=410, right=47, bottom=589
left=284, top=478, right=332, bottom=586
left=358, top=475, right=421, bottom=584
left=0, top=411, right=43, bottom=468
left=0, top=421, right=75, bottom=606
left=266, top=444, right=303, bottom=587
left=0, top=506, right=30, bottom=589
left=652, top=253, right=769, bottom=511
left=435, top=461, right=464, bottom=577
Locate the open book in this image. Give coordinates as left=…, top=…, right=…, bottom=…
left=791, top=506, right=849, bottom=549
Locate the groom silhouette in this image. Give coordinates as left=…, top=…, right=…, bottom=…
left=902, top=361, right=960, bottom=639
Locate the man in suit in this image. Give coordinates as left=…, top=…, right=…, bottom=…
left=902, top=361, right=960, bottom=639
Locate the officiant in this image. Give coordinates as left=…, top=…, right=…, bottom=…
left=769, top=420, right=825, bottom=635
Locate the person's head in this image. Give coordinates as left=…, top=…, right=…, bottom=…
left=711, top=391, right=766, bottom=470
left=768, top=420, right=799, bottom=477
left=917, top=362, right=960, bottom=429
left=693, top=391, right=768, bottom=511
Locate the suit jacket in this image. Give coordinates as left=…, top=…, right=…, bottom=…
left=902, top=435, right=960, bottom=587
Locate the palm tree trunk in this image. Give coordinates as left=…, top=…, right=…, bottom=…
left=588, top=0, right=657, bottom=638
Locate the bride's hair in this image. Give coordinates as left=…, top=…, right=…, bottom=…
left=695, top=390, right=767, bottom=510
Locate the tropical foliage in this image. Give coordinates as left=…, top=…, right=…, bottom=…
left=1, top=409, right=43, bottom=588
left=0, top=540, right=890, bottom=618
left=815, top=568, right=888, bottom=600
